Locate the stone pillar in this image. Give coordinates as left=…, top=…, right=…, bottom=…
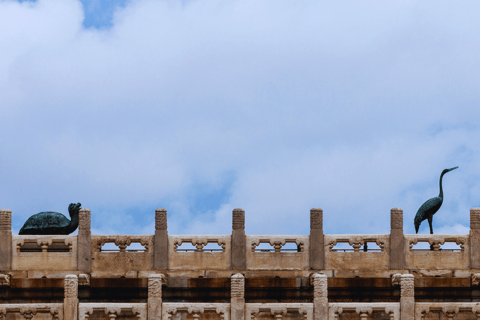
left=148, top=274, right=164, bottom=320
left=0, top=209, right=12, bottom=271
left=231, top=274, right=245, bottom=320
left=313, top=274, right=328, bottom=320
left=77, top=209, right=91, bottom=272
left=400, top=274, right=414, bottom=320
left=154, top=209, right=168, bottom=270
left=389, top=208, right=404, bottom=270
left=231, top=209, right=246, bottom=270
left=64, top=275, right=78, bottom=320
left=470, top=208, right=480, bottom=269
left=310, top=208, right=324, bottom=270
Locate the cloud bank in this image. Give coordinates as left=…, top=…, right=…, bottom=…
left=1, top=0, right=480, bottom=236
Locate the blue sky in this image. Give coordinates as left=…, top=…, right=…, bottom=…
left=1, top=0, right=480, bottom=237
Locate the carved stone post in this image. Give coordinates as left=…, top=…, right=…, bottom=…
left=389, top=208, right=404, bottom=270
left=310, top=208, right=324, bottom=270
left=471, top=208, right=480, bottom=269
left=77, top=209, right=91, bottom=272
left=231, top=274, right=245, bottom=320
left=400, top=274, right=414, bottom=320
left=313, top=274, right=328, bottom=320
left=232, top=209, right=246, bottom=270
left=64, top=275, right=78, bottom=320
left=154, top=209, right=168, bottom=270
left=0, top=209, right=12, bottom=270
left=148, top=274, right=164, bottom=320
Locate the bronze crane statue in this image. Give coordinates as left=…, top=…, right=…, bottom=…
left=414, top=167, right=458, bottom=234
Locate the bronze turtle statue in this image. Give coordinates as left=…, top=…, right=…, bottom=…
left=19, top=203, right=82, bottom=235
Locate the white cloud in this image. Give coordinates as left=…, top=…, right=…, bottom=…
left=1, top=0, right=480, bottom=236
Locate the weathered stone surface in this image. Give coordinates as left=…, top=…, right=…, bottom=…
left=310, top=208, right=324, bottom=270
left=400, top=274, right=414, bottom=320
left=64, top=275, right=78, bottom=320
left=232, top=209, right=246, bottom=270
left=78, top=209, right=91, bottom=273
left=154, top=209, right=168, bottom=270
left=471, top=209, right=480, bottom=269
left=390, top=208, right=404, bottom=270
left=0, top=209, right=12, bottom=271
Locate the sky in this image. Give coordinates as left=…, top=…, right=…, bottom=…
left=1, top=0, right=480, bottom=238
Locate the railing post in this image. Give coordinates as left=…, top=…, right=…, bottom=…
left=470, top=208, right=480, bottom=269
left=310, top=208, right=324, bottom=270
left=154, top=209, right=168, bottom=270
left=148, top=274, right=165, bottom=320
left=231, top=274, right=245, bottom=320
left=64, top=275, right=78, bottom=320
left=232, top=209, right=246, bottom=270
left=313, top=273, right=328, bottom=320
left=389, top=208, right=404, bottom=270
left=400, top=274, right=414, bottom=320
left=0, top=209, right=12, bottom=271
left=77, top=209, right=91, bottom=272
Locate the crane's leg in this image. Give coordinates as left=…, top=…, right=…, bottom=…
left=428, top=216, right=434, bottom=250
left=428, top=216, right=434, bottom=234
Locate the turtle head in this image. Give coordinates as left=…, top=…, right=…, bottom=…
left=68, top=203, right=82, bottom=217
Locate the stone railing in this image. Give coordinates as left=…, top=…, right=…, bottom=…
left=79, top=303, right=147, bottom=320
left=168, top=235, right=231, bottom=270
left=91, top=235, right=154, bottom=276
left=0, top=303, right=64, bottom=320
left=246, top=235, right=310, bottom=270
left=415, top=302, right=480, bottom=319
left=328, top=303, right=399, bottom=320
left=11, top=235, right=77, bottom=271
left=324, top=234, right=390, bottom=270
left=162, top=303, right=230, bottom=320
left=3, top=208, right=480, bottom=272
left=404, top=234, right=469, bottom=270
left=245, top=303, right=313, bottom=320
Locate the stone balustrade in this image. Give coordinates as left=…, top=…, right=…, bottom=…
left=245, top=303, right=313, bottom=320
left=1, top=208, right=480, bottom=273
left=415, top=302, right=480, bottom=319
left=78, top=303, right=147, bottom=320
left=162, top=303, right=230, bottom=320
left=328, top=303, right=399, bottom=320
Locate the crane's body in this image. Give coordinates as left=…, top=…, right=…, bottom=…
left=414, top=167, right=458, bottom=234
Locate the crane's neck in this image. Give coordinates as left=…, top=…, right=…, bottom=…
left=438, top=171, right=446, bottom=200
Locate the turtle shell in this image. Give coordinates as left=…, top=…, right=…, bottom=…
left=19, top=211, right=71, bottom=235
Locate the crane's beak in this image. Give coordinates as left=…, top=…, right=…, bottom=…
left=448, top=166, right=459, bottom=172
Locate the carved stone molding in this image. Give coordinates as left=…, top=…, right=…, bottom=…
left=246, top=303, right=312, bottom=320
left=356, top=307, right=372, bottom=320
left=172, top=236, right=227, bottom=252
left=442, top=305, right=459, bottom=318
left=93, top=235, right=153, bottom=253
left=400, top=274, right=414, bottom=298
left=79, top=303, right=146, bottom=320
left=472, top=304, right=480, bottom=317
left=250, top=236, right=307, bottom=252
left=0, top=307, right=6, bottom=320
left=472, top=208, right=480, bottom=230
left=0, top=209, right=11, bottom=231
left=313, top=273, right=327, bottom=298
left=391, top=274, right=402, bottom=286
left=79, top=274, right=90, bottom=287
left=0, top=274, right=11, bottom=287
left=148, top=274, right=166, bottom=298
left=232, top=209, right=245, bottom=230
left=231, top=273, right=245, bottom=298
left=326, top=235, right=389, bottom=252
left=131, top=306, right=146, bottom=320
left=310, top=208, right=323, bottom=230
left=79, top=209, right=91, bottom=232
left=155, top=209, right=167, bottom=230
left=64, top=275, right=78, bottom=299
left=407, top=235, right=468, bottom=251
left=163, top=303, right=230, bottom=320
left=19, top=307, right=37, bottom=320
left=390, top=208, right=403, bottom=230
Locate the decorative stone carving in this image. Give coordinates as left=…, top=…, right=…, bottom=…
left=310, top=208, right=323, bottom=230
left=407, top=235, right=468, bottom=251
left=390, top=208, right=403, bottom=230
left=313, top=273, right=327, bottom=298
left=391, top=273, right=402, bottom=286
left=331, top=306, right=343, bottom=320
left=356, top=307, right=372, bottom=320
left=250, top=236, right=306, bottom=252
left=472, top=304, right=480, bottom=317
left=232, top=209, right=245, bottom=230
left=148, top=274, right=165, bottom=298
left=132, top=305, right=146, bottom=320
left=79, top=209, right=91, bottom=232
left=231, top=273, right=245, bottom=298
left=49, top=306, right=61, bottom=320
left=400, top=274, right=414, bottom=298
left=326, top=235, right=389, bottom=252
left=19, top=307, right=37, bottom=320
left=64, top=275, right=78, bottom=299
left=0, top=307, right=6, bottom=320
left=472, top=208, right=480, bottom=230
left=172, top=237, right=227, bottom=252
left=155, top=209, right=167, bottom=230
left=94, top=235, right=153, bottom=253
left=105, top=307, right=121, bottom=320
left=384, top=306, right=395, bottom=320
left=0, top=274, right=11, bottom=287
left=0, top=209, right=11, bottom=232
left=442, top=305, right=459, bottom=318
left=247, top=303, right=312, bottom=320
left=79, top=274, right=90, bottom=286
